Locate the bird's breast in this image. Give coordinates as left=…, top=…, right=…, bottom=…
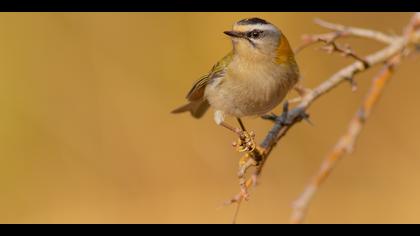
left=205, top=58, right=299, bottom=117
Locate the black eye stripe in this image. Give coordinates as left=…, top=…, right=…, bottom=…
left=246, top=30, right=263, bottom=39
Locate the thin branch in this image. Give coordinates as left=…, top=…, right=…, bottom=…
left=289, top=13, right=420, bottom=224
left=290, top=55, right=401, bottom=224
left=295, top=18, right=396, bottom=54
left=295, top=31, right=344, bottom=54
left=404, top=12, right=420, bottom=39
left=314, top=18, right=396, bottom=44
left=319, top=40, right=369, bottom=68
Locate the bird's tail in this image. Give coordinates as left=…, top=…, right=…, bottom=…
left=171, top=100, right=210, bottom=119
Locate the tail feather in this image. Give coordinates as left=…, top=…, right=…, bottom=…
left=171, top=100, right=210, bottom=119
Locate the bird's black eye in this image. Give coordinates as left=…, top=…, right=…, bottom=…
left=247, top=30, right=262, bottom=39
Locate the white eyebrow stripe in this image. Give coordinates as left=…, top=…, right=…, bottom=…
left=250, top=24, right=278, bottom=32
left=233, top=23, right=278, bottom=33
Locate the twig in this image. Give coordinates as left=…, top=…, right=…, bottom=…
left=319, top=40, right=369, bottom=68
left=295, top=18, right=396, bottom=54
left=404, top=12, right=420, bottom=39
left=295, top=31, right=344, bottom=54
left=290, top=55, right=401, bottom=224
left=289, top=13, right=420, bottom=224
left=314, top=18, right=396, bottom=44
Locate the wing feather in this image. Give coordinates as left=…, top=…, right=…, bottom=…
left=186, top=51, right=233, bottom=101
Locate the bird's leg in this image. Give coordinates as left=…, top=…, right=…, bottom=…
left=214, top=111, right=256, bottom=152
left=236, top=118, right=246, bottom=131
left=219, top=121, right=242, bottom=134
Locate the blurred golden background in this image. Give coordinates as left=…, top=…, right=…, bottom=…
left=0, top=12, right=419, bottom=223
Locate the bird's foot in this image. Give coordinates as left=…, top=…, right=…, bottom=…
left=232, top=130, right=256, bottom=153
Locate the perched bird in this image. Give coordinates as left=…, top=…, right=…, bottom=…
left=172, top=17, right=300, bottom=143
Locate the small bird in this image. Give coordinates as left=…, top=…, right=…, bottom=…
left=172, top=18, right=300, bottom=144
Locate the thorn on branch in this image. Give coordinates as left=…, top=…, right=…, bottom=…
left=357, top=108, right=367, bottom=123
left=261, top=113, right=278, bottom=121
left=344, top=76, right=358, bottom=92
left=278, top=101, right=291, bottom=125
left=270, top=101, right=310, bottom=127
left=319, top=39, right=370, bottom=68
left=295, top=31, right=345, bottom=54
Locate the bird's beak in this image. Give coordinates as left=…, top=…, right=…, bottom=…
left=224, top=31, right=243, bottom=38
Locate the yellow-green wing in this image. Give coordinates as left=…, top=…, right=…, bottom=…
left=186, top=51, right=233, bottom=101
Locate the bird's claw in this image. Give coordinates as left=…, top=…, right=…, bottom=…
left=232, top=130, right=256, bottom=153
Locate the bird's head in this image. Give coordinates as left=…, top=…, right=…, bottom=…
left=224, top=17, right=294, bottom=63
